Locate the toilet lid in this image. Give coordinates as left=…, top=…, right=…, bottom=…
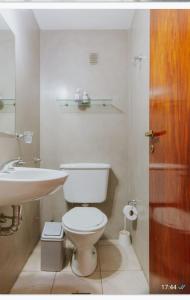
left=62, top=207, right=107, bottom=232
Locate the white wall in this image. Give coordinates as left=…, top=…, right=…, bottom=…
left=0, top=30, right=15, bottom=133
left=41, top=14, right=150, bottom=279
left=0, top=31, right=15, bottom=99
left=0, top=10, right=40, bottom=293
left=40, top=30, right=131, bottom=238
left=127, top=10, right=150, bottom=280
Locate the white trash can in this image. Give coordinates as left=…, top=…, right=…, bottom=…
left=41, top=222, right=65, bottom=272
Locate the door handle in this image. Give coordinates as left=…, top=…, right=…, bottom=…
left=145, top=130, right=155, bottom=138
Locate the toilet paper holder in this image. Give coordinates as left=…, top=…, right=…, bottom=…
left=128, top=200, right=137, bottom=207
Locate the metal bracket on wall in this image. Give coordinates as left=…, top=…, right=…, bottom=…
left=128, top=200, right=137, bottom=207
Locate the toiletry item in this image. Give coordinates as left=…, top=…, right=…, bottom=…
left=82, top=91, right=89, bottom=104
left=118, top=205, right=133, bottom=250
left=74, top=88, right=82, bottom=102
left=123, top=205, right=138, bottom=221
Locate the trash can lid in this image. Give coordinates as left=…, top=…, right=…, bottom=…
left=41, top=222, right=64, bottom=241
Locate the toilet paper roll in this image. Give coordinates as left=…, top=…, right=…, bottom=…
left=123, top=205, right=138, bottom=221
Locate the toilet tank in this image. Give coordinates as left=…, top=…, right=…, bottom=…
left=60, top=163, right=110, bottom=204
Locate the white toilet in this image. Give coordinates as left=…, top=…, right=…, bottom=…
left=60, top=163, right=110, bottom=277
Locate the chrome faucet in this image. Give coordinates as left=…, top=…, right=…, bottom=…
left=0, top=158, right=24, bottom=173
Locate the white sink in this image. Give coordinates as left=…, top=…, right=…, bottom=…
left=0, top=167, right=68, bottom=207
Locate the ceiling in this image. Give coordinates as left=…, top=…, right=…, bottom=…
left=33, top=9, right=134, bottom=30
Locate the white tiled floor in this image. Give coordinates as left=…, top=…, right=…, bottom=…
left=11, top=239, right=149, bottom=295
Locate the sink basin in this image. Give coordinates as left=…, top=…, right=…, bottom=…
left=0, top=167, right=68, bottom=207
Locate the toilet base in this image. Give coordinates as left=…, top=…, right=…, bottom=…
left=71, top=246, right=97, bottom=277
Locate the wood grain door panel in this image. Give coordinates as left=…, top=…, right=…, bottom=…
left=150, top=10, right=190, bottom=294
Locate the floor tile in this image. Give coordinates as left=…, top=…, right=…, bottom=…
left=33, top=241, right=41, bottom=252
left=61, top=247, right=73, bottom=272
left=52, top=271, right=102, bottom=294
left=13, top=238, right=148, bottom=295
left=23, top=240, right=71, bottom=273
left=10, top=271, right=55, bottom=294
left=98, top=239, right=120, bottom=246
left=98, top=241, right=141, bottom=271
left=101, top=270, right=149, bottom=295
left=23, top=246, right=41, bottom=272
left=23, top=239, right=99, bottom=273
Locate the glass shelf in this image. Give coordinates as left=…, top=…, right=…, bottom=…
left=0, top=99, right=16, bottom=113
left=56, top=99, right=122, bottom=113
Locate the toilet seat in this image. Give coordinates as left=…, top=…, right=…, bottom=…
left=62, top=207, right=107, bottom=232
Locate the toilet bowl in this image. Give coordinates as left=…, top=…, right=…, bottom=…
left=62, top=207, right=107, bottom=276
left=60, top=163, right=110, bottom=277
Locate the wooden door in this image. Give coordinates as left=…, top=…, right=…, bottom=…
left=150, top=10, right=190, bottom=294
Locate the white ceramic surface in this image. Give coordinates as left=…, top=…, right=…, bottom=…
left=63, top=207, right=107, bottom=277
left=0, top=167, right=68, bottom=206
left=60, top=163, right=110, bottom=203
left=61, top=163, right=109, bottom=276
left=62, top=207, right=107, bottom=232
left=64, top=224, right=106, bottom=277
